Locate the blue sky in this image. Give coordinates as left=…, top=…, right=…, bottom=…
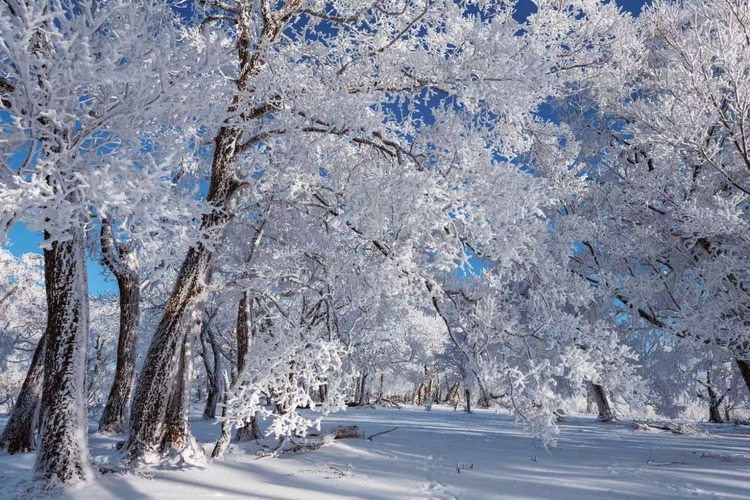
left=3, top=0, right=652, bottom=296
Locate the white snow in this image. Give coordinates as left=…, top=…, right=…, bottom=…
left=2, top=407, right=750, bottom=499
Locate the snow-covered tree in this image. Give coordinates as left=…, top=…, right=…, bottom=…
left=0, top=0, right=218, bottom=486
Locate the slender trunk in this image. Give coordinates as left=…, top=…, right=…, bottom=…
left=200, top=324, right=222, bottom=420
left=705, top=369, right=726, bottom=424
left=234, top=293, right=261, bottom=442
left=378, top=373, right=384, bottom=400
left=211, top=372, right=232, bottom=460
left=99, top=267, right=139, bottom=434
left=587, top=382, right=616, bottom=422
left=0, top=331, right=46, bottom=453
left=585, top=389, right=595, bottom=414
left=318, top=384, right=327, bottom=403
left=34, top=228, right=93, bottom=485
left=358, top=373, right=368, bottom=406
left=464, top=388, right=472, bottom=414
left=86, top=329, right=107, bottom=410
left=353, top=376, right=361, bottom=404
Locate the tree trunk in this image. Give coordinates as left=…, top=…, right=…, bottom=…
left=200, top=323, right=222, bottom=421
left=211, top=372, right=232, bottom=460
left=99, top=267, right=139, bottom=434
left=464, top=388, right=472, bottom=414
left=353, top=376, right=361, bottom=404
left=125, top=247, right=210, bottom=462
left=160, top=329, right=202, bottom=461
left=234, top=292, right=261, bottom=442
left=319, top=384, right=328, bottom=403
left=723, top=401, right=732, bottom=422
left=34, top=228, right=93, bottom=485
left=735, top=358, right=750, bottom=394
left=444, top=382, right=459, bottom=405
left=586, top=390, right=595, bottom=414
left=358, top=373, right=368, bottom=406
left=0, top=331, right=46, bottom=453
left=126, top=124, right=243, bottom=463
left=476, top=387, right=491, bottom=409
left=587, top=382, right=616, bottom=422
left=705, top=369, right=726, bottom=424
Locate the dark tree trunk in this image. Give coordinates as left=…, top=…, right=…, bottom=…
left=358, top=373, right=368, bottom=406
left=99, top=234, right=140, bottom=434
left=126, top=121, right=245, bottom=463
left=723, top=402, right=732, bottom=422
left=476, top=387, right=491, bottom=409
left=235, top=415, right=261, bottom=442
left=0, top=331, right=46, bottom=453
left=125, top=247, right=210, bottom=462
left=587, top=382, right=616, bottom=422
left=444, top=382, right=459, bottom=405
left=34, top=228, right=92, bottom=485
left=353, top=376, right=361, bottom=404
left=234, top=293, right=261, bottom=442
left=464, top=388, right=472, bottom=414
left=704, top=369, right=726, bottom=424
left=200, top=323, right=223, bottom=420
left=318, top=384, right=328, bottom=403
left=735, top=358, right=750, bottom=393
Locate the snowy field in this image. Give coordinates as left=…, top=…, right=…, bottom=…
left=3, top=406, right=750, bottom=499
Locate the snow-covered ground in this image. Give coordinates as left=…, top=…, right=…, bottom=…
left=3, top=406, right=750, bottom=499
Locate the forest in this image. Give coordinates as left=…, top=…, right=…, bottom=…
left=1, top=0, right=750, bottom=497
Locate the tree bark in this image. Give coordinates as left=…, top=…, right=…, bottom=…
left=125, top=7, right=291, bottom=462
left=34, top=228, right=93, bottom=485
left=704, top=369, right=726, bottom=424
left=735, top=358, right=750, bottom=394
left=444, top=382, right=459, bottom=405
left=358, top=373, right=368, bottom=406
left=234, top=293, right=261, bottom=442
left=161, top=330, right=201, bottom=460
left=587, top=382, right=616, bottom=422
left=125, top=123, right=243, bottom=463
left=125, top=246, right=211, bottom=462
left=200, top=323, right=222, bottom=420
left=353, top=376, right=361, bottom=404
left=464, top=388, right=472, bottom=414
left=99, top=230, right=140, bottom=434
left=211, top=372, right=232, bottom=460
left=0, top=331, right=46, bottom=453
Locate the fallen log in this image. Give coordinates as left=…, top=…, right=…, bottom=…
left=632, top=422, right=708, bottom=436
left=283, top=426, right=365, bottom=454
